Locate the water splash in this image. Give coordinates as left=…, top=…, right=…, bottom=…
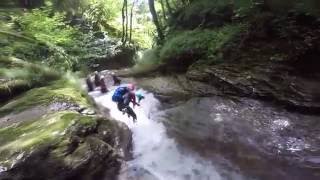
left=89, top=87, right=223, bottom=180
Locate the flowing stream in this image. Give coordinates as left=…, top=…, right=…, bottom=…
left=89, top=86, right=239, bottom=180
left=88, top=80, right=320, bottom=180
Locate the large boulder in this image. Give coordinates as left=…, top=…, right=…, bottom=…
left=0, top=74, right=132, bottom=180
left=159, top=97, right=320, bottom=180
left=187, top=58, right=320, bottom=112
left=0, top=112, right=132, bottom=180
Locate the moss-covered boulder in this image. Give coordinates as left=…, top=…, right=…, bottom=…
left=0, top=62, right=132, bottom=179
left=0, top=78, right=88, bottom=120
left=0, top=112, right=131, bottom=180
left=0, top=56, right=60, bottom=102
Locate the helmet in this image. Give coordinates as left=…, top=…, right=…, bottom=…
left=127, top=83, right=135, bottom=91
left=136, top=92, right=144, bottom=99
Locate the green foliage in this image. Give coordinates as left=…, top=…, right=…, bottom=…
left=136, top=49, right=160, bottom=65
left=49, top=0, right=86, bottom=14
left=263, top=0, right=320, bottom=16
left=130, top=22, right=156, bottom=49
left=159, top=24, right=244, bottom=64
left=83, top=0, right=122, bottom=29
left=107, top=0, right=155, bottom=49
left=16, top=8, right=78, bottom=47
left=131, top=48, right=161, bottom=73
left=182, top=0, right=229, bottom=19
left=0, top=8, right=84, bottom=71
left=169, top=0, right=234, bottom=29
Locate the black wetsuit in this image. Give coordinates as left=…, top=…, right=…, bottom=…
left=113, top=87, right=137, bottom=121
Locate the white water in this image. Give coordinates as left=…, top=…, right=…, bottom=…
left=89, top=87, right=223, bottom=180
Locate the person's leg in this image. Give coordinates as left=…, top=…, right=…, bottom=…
left=122, top=93, right=137, bottom=122
left=117, top=101, right=125, bottom=111
left=123, top=93, right=130, bottom=106
left=126, top=106, right=137, bottom=122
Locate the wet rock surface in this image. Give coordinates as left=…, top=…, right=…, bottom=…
left=158, top=96, right=320, bottom=180
left=186, top=14, right=320, bottom=113
left=187, top=61, right=320, bottom=113
left=0, top=102, right=95, bottom=128
left=117, top=165, right=160, bottom=180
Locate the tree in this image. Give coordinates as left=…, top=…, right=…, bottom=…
left=160, top=0, right=167, bottom=20
left=122, top=0, right=127, bottom=44
left=129, top=0, right=137, bottom=42
left=165, top=0, right=173, bottom=15
left=148, top=0, right=164, bottom=43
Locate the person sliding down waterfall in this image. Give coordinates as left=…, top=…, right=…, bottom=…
left=112, top=84, right=140, bottom=122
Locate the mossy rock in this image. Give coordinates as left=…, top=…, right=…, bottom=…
left=68, top=115, right=98, bottom=137
left=0, top=57, right=61, bottom=101
left=0, top=112, right=79, bottom=169
left=0, top=79, right=89, bottom=117
left=0, top=111, right=123, bottom=180
left=0, top=79, right=31, bottom=100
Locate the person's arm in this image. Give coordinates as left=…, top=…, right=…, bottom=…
left=130, top=92, right=140, bottom=107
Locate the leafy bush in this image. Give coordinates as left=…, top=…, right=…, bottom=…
left=172, top=0, right=234, bottom=29
left=83, top=0, right=122, bottom=30
left=159, top=24, right=244, bottom=64
left=16, top=8, right=78, bottom=47
left=0, top=7, right=93, bottom=71
left=127, top=48, right=161, bottom=75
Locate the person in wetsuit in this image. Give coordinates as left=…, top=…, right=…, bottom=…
left=112, top=74, right=121, bottom=86
left=94, top=71, right=101, bottom=87
left=100, top=76, right=108, bottom=93
left=112, top=84, right=139, bottom=122
left=86, top=75, right=94, bottom=92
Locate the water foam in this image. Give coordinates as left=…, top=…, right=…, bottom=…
left=90, top=87, right=222, bottom=180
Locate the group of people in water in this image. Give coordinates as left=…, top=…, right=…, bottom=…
left=86, top=71, right=144, bottom=122
left=86, top=71, right=120, bottom=93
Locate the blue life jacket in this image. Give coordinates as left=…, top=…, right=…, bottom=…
left=112, top=87, right=128, bottom=102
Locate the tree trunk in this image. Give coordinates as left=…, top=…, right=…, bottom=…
left=160, top=0, right=167, bottom=20
left=125, top=0, right=129, bottom=44
left=165, top=0, right=173, bottom=15
left=129, top=0, right=137, bottom=43
left=148, top=0, right=164, bottom=43
left=121, top=0, right=126, bottom=43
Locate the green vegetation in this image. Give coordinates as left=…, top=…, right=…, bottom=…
left=131, top=0, right=320, bottom=72
left=0, top=9, right=82, bottom=70
left=0, top=0, right=319, bottom=178
left=159, top=24, right=243, bottom=64
left=131, top=49, right=161, bottom=74
left=16, top=9, right=78, bottom=47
